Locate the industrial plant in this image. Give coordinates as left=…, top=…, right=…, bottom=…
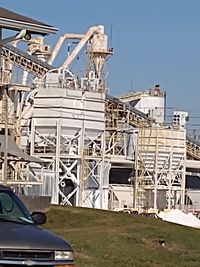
left=0, top=7, right=200, bottom=214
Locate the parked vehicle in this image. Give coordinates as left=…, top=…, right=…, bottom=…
left=0, top=185, right=74, bottom=266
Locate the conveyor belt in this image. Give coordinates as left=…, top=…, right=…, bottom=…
left=3, top=44, right=200, bottom=160
left=1, top=44, right=53, bottom=77
left=186, top=135, right=200, bottom=160
left=106, top=94, right=153, bottom=128
left=106, top=95, right=200, bottom=160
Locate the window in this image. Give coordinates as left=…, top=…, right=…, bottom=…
left=0, top=190, right=32, bottom=222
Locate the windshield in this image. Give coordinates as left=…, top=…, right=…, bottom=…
left=0, top=190, right=33, bottom=224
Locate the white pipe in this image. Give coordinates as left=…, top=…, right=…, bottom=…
left=62, top=25, right=104, bottom=69
left=48, top=33, right=84, bottom=65
left=0, top=29, right=28, bottom=46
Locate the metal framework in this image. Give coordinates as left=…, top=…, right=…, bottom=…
left=105, top=95, right=153, bottom=129
left=1, top=45, right=52, bottom=78
left=134, top=127, right=186, bottom=210
left=27, top=72, right=109, bottom=208
left=1, top=12, right=200, bottom=210
left=186, top=136, right=200, bottom=160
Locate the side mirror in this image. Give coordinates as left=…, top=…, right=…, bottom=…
left=31, top=211, right=46, bottom=225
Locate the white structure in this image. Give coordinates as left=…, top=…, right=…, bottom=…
left=2, top=16, right=199, bottom=212
left=27, top=68, right=109, bottom=208
left=109, top=184, right=133, bottom=210
left=173, top=111, right=189, bottom=128
left=135, top=127, right=186, bottom=210
left=186, top=190, right=200, bottom=211
left=21, top=25, right=115, bottom=208
left=27, top=67, right=138, bottom=208
left=118, top=85, right=165, bottom=124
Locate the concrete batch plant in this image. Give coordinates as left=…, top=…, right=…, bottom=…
left=1, top=7, right=200, bottom=213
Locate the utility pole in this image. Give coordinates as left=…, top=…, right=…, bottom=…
left=1, top=29, right=8, bottom=185
left=134, top=130, right=138, bottom=209
left=3, top=85, right=8, bottom=185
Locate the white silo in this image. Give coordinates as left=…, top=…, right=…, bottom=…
left=118, top=85, right=166, bottom=124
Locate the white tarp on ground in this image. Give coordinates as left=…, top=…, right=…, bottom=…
left=158, top=209, right=200, bottom=229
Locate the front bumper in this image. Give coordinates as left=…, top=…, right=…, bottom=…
left=0, top=259, right=75, bottom=266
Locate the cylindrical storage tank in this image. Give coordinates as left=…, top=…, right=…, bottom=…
left=135, top=95, right=165, bottom=124
left=91, top=33, right=108, bottom=53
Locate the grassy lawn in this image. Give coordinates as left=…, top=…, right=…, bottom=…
left=44, top=205, right=200, bottom=267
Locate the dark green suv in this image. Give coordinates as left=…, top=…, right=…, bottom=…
left=0, top=185, right=74, bottom=267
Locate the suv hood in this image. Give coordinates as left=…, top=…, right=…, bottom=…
left=0, top=221, right=72, bottom=251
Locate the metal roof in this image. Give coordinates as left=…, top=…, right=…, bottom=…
left=0, top=135, right=43, bottom=163
left=0, top=7, right=58, bottom=35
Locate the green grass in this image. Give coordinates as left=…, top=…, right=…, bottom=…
left=44, top=205, right=200, bottom=267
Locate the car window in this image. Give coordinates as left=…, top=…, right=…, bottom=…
left=0, top=190, right=32, bottom=222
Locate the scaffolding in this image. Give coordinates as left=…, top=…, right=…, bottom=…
left=135, top=127, right=186, bottom=210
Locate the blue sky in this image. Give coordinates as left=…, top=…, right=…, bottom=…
left=1, top=0, right=200, bottom=130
